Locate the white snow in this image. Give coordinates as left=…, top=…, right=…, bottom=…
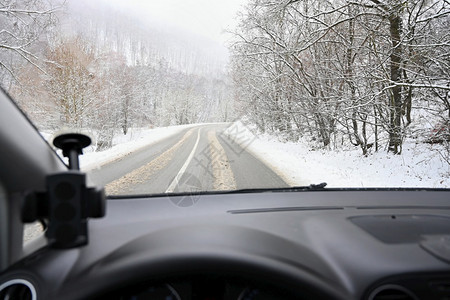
left=225, top=121, right=450, bottom=188
left=42, top=122, right=449, bottom=188
left=81, top=124, right=204, bottom=171
left=42, top=124, right=200, bottom=171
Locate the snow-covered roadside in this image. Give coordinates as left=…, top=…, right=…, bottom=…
left=80, top=124, right=204, bottom=171
left=225, top=121, right=450, bottom=188
left=41, top=124, right=200, bottom=171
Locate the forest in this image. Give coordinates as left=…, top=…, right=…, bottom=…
left=0, top=0, right=233, bottom=149
left=230, top=0, right=449, bottom=156
left=1, top=0, right=449, bottom=159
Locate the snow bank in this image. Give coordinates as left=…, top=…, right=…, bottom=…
left=80, top=124, right=203, bottom=171
left=225, top=121, right=450, bottom=188
left=42, top=124, right=199, bottom=171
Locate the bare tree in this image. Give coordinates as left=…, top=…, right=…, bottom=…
left=46, top=36, right=99, bottom=127
left=230, top=0, right=450, bottom=154
left=0, top=0, right=60, bottom=87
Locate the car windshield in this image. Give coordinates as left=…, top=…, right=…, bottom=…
left=1, top=0, right=449, bottom=197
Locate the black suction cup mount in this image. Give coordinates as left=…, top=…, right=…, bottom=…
left=22, top=132, right=105, bottom=249
left=53, top=133, right=91, bottom=170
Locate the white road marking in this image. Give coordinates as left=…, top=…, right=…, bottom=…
left=166, top=128, right=202, bottom=193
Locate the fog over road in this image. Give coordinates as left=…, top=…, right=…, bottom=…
left=87, top=124, right=288, bottom=196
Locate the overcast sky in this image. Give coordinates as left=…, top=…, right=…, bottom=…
left=103, top=0, right=246, bottom=44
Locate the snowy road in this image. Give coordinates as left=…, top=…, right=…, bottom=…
left=87, top=124, right=288, bottom=196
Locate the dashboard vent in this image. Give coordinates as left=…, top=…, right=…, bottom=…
left=368, top=285, right=418, bottom=300
left=0, top=279, right=36, bottom=300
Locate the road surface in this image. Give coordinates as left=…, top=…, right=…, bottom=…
left=87, top=124, right=289, bottom=196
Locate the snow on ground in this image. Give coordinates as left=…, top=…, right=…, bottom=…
left=41, top=124, right=199, bottom=171
left=225, top=121, right=450, bottom=188
left=41, top=121, right=449, bottom=188
left=80, top=124, right=203, bottom=171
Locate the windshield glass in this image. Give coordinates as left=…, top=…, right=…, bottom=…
left=1, top=0, right=449, bottom=196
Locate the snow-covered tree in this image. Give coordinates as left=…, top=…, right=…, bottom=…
left=0, top=0, right=59, bottom=87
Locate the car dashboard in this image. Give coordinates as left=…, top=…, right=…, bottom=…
left=1, top=189, right=450, bottom=300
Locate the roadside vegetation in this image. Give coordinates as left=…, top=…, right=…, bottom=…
left=230, top=0, right=449, bottom=159
left=1, top=0, right=448, bottom=168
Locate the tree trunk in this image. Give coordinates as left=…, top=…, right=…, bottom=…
left=374, top=105, right=379, bottom=152
left=388, top=14, right=403, bottom=154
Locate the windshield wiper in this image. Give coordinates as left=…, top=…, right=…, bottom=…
left=108, top=183, right=329, bottom=199
left=308, top=182, right=327, bottom=189
left=214, top=182, right=328, bottom=194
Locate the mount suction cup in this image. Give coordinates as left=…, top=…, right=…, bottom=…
left=22, top=132, right=104, bottom=249
left=53, top=133, right=91, bottom=170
